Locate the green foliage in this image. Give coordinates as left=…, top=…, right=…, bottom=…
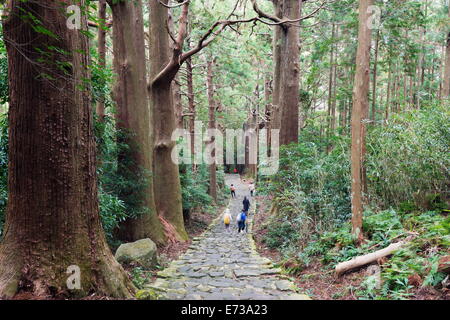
left=95, top=114, right=154, bottom=246
left=0, top=25, right=7, bottom=105
left=263, top=104, right=449, bottom=299
left=89, top=48, right=115, bottom=110
left=366, top=105, right=450, bottom=208
left=265, top=220, right=299, bottom=251
left=260, top=130, right=352, bottom=257
left=179, top=164, right=214, bottom=214
left=130, top=267, right=149, bottom=289
left=0, top=114, right=7, bottom=238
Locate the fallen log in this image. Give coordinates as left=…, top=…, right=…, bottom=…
left=335, top=241, right=407, bottom=276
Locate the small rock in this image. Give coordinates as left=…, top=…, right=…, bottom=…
left=275, top=280, right=295, bottom=291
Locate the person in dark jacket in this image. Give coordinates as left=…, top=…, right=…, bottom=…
left=243, top=196, right=250, bottom=213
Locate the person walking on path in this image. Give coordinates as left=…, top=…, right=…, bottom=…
left=237, top=210, right=247, bottom=233
left=230, top=184, right=236, bottom=198
left=249, top=182, right=255, bottom=197
left=223, top=209, right=232, bottom=232
left=243, top=196, right=250, bottom=213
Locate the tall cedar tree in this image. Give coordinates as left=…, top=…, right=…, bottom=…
left=350, top=0, right=373, bottom=242
left=0, top=0, right=135, bottom=298
left=108, top=0, right=166, bottom=244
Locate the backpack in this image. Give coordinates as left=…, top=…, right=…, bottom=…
left=240, top=212, right=247, bottom=222
left=224, top=214, right=231, bottom=225
left=236, top=213, right=241, bottom=222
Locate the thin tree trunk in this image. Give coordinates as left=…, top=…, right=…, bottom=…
left=327, top=23, right=336, bottom=153
left=409, top=75, right=414, bottom=108
left=439, top=46, right=445, bottom=100
left=168, top=11, right=183, bottom=129
left=417, top=0, right=428, bottom=109
left=149, top=0, right=188, bottom=241
left=109, top=0, right=166, bottom=244
left=332, top=27, right=338, bottom=133
left=96, top=0, right=107, bottom=119
left=264, top=73, right=272, bottom=156
left=403, top=73, right=407, bottom=110
left=443, top=4, right=450, bottom=99
left=173, top=76, right=183, bottom=128
left=206, top=59, right=217, bottom=203
left=350, top=0, right=373, bottom=243
left=385, top=61, right=391, bottom=123
left=0, top=0, right=135, bottom=298
left=271, top=0, right=283, bottom=133
left=371, top=29, right=380, bottom=123
left=393, top=74, right=399, bottom=113
left=186, top=56, right=196, bottom=168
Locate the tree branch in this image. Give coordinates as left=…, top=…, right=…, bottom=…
left=251, top=0, right=327, bottom=27
left=158, top=0, right=190, bottom=9
left=251, top=0, right=282, bottom=24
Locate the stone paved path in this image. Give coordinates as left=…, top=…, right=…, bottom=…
left=147, top=174, right=310, bottom=300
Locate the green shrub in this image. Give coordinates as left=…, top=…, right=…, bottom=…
left=179, top=164, right=214, bottom=214
left=0, top=114, right=7, bottom=238
left=265, top=220, right=299, bottom=251
left=366, top=105, right=450, bottom=208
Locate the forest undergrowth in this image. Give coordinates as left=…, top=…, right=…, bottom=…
left=254, top=104, right=450, bottom=300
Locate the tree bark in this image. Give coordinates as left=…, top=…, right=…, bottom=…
left=271, top=0, right=283, bottom=134
left=279, top=0, right=301, bottom=146
left=264, top=73, right=272, bottom=156
left=350, top=0, right=373, bottom=243
left=371, top=29, right=380, bottom=123
left=109, top=0, right=166, bottom=245
left=0, top=0, right=135, bottom=298
left=149, top=0, right=188, bottom=241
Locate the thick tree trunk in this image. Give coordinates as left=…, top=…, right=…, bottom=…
left=279, top=0, right=301, bottom=146
left=109, top=0, right=166, bottom=245
left=350, top=0, right=373, bottom=243
left=96, top=0, right=107, bottom=119
left=206, top=59, right=217, bottom=203
left=0, top=0, right=135, bottom=298
left=149, top=0, right=188, bottom=241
